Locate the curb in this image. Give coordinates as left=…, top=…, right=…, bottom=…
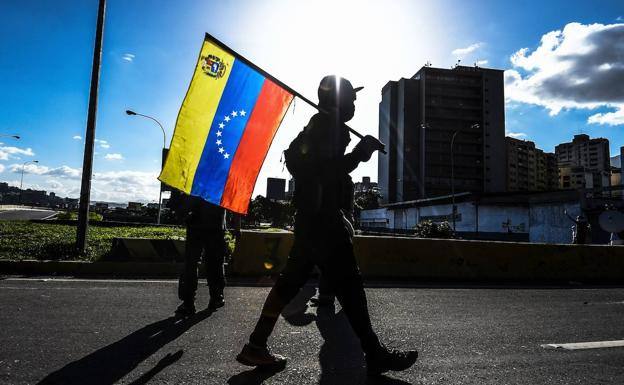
left=0, top=260, right=183, bottom=278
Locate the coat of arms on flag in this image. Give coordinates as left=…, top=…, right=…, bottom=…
left=159, top=34, right=294, bottom=214
left=201, top=54, right=227, bottom=79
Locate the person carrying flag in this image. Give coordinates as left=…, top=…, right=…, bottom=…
left=236, top=75, right=418, bottom=375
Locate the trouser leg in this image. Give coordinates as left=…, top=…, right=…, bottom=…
left=203, top=230, right=226, bottom=297
left=249, top=241, right=314, bottom=347
left=317, top=273, right=335, bottom=302
left=179, top=226, right=202, bottom=303
left=318, top=233, right=382, bottom=354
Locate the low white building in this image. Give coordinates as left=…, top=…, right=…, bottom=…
left=361, top=190, right=594, bottom=244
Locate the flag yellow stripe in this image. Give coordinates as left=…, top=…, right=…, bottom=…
left=159, top=39, right=235, bottom=193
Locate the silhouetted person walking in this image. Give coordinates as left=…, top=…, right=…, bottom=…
left=236, top=75, right=418, bottom=375
left=174, top=193, right=227, bottom=316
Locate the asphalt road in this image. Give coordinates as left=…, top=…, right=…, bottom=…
left=0, top=209, right=56, bottom=221
left=1, top=278, right=623, bottom=384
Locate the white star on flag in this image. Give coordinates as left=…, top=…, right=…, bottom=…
left=224, top=153, right=230, bottom=159
left=240, top=110, right=246, bottom=116
left=219, top=122, right=225, bottom=129
left=231, top=111, right=238, bottom=117
left=219, top=147, right=224, bottom=153
left=216, top=131, right=222, bottom=137
left=224, top=116, right=230, bottom=122
left=216, top=139, right=222, bottom=145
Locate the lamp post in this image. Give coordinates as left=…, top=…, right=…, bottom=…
left=0, top=134, right=20, bottom=140
left=20, top=160, right=39, bottom=205
left=126, top=109, right=166, bottom=224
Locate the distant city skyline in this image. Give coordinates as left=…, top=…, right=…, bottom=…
left=1, top=0, right=623, bottom=203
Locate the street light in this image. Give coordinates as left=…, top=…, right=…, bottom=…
left=450, top=123, right=480, bottom=232
left=20, top=160, right=39, bottom=205
left=0, top=134, right=20, bottom=140
left=126, top=109, right=166, bottom=224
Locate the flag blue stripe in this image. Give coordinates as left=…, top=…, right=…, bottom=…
left=190, top=59, right=266, bottom=204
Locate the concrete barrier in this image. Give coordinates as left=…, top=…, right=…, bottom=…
left=3, top=231, right=623, bottom=281
left=353, top=236, right=624, bottom=281
left=231, top=230, right=293, bottom=275
left=107, top=238, right=185, bottom=262
left=230, top=231, right=624, bottom=281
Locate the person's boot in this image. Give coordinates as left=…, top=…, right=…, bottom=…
left=236, top=343, right=287, bottom=367
left=208, top=293, right=225, bottom=309
left=309, top=294, right=335, bottom=307
left=365, top=345, right=418, bottom=375
left=174, top=301, right=196, bottom=317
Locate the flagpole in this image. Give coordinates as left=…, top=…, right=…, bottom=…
left=204, top=32, right=387, bottom=154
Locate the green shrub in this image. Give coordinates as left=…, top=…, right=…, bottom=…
left=56, top=211, right=75, bottom=220
left=55, top=211, right=102, bottom=221
left=0, top=221, right=185, bottom=261
left=413, top=220, right=453, bottom=239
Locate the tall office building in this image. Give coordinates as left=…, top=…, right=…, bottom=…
left=379, top=65, right=506, bottom=203
left=555, top=134, right=610, bottom=190
left=506, top=137, right=558, bottom=191
left=266, top=177, right=286, bottom=201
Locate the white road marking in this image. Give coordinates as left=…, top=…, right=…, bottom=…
left=541, top=340, right=624, bottom=350
left=3, top=277, right=177, bottom=284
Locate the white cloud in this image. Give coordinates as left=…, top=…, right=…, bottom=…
left=91, top=170, right=160, bottom=202
left=9, top=164, right=81, bottom=178
left=617, top=16, right=623, bottom=22
left=73, top=135, right=82, bottom=140
left=476, top=59, right=488, bottom=66
left=7, top=162, right=160, bottom=202
left=452, top=43, right=483, bottom=57
left=505, top=22, right=624, bottom=126
left=94, top=139, right=108, bottom=144
left=507, top=132, right=528, bottom=139
left=100, top=143, right=111, bottom=149
left=0, top=145, right=35, bottom=160
left=587, top=109, right=624, bottom=126
left=122, top=53, right=135, bottom=62
left=104, top=153, right=124, bottom=161
left=0, top=164, right=4, bottom=173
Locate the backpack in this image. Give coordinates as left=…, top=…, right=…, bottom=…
left=283, top=129, right=311, bottom=178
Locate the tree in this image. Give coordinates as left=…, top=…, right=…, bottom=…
left=245, top=195, right=294, bottom=228
left=355, top=189, right=381, bottom=210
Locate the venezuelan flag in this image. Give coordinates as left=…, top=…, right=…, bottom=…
left=159, top=34, right=294, bottom=214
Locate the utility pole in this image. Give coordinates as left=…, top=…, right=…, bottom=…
left=76, top=0, right=106, bottom=253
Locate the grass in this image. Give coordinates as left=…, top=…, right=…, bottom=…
left=0, top=221, right=195, bottom=262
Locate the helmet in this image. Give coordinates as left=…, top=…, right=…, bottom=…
left=318, top=75, right=363, bottom=108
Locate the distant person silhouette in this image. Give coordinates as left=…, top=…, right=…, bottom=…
left=172, top=193, right=228, bottom=316
left=236, top=75, right=418, bottom=375
left=565, top=209, right=591, bottom=244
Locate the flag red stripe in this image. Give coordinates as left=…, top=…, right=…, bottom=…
left=220, top=80, right=293, bottom=213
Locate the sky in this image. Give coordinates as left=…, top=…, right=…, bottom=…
left=1, top=0, right=623, bottom=204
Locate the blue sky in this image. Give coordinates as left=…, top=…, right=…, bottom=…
left=1, top=0, right=623, bottom=203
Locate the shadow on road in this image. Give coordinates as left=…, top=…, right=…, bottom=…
left=227, top=363, right=287, bottom=385
left=282, top=284, right=317, bottom=327
left=227, top=284, right=412, bottom=385
left=317, top=306, right=413, bottom=385
left=37, top=309, right=214, bottom=385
